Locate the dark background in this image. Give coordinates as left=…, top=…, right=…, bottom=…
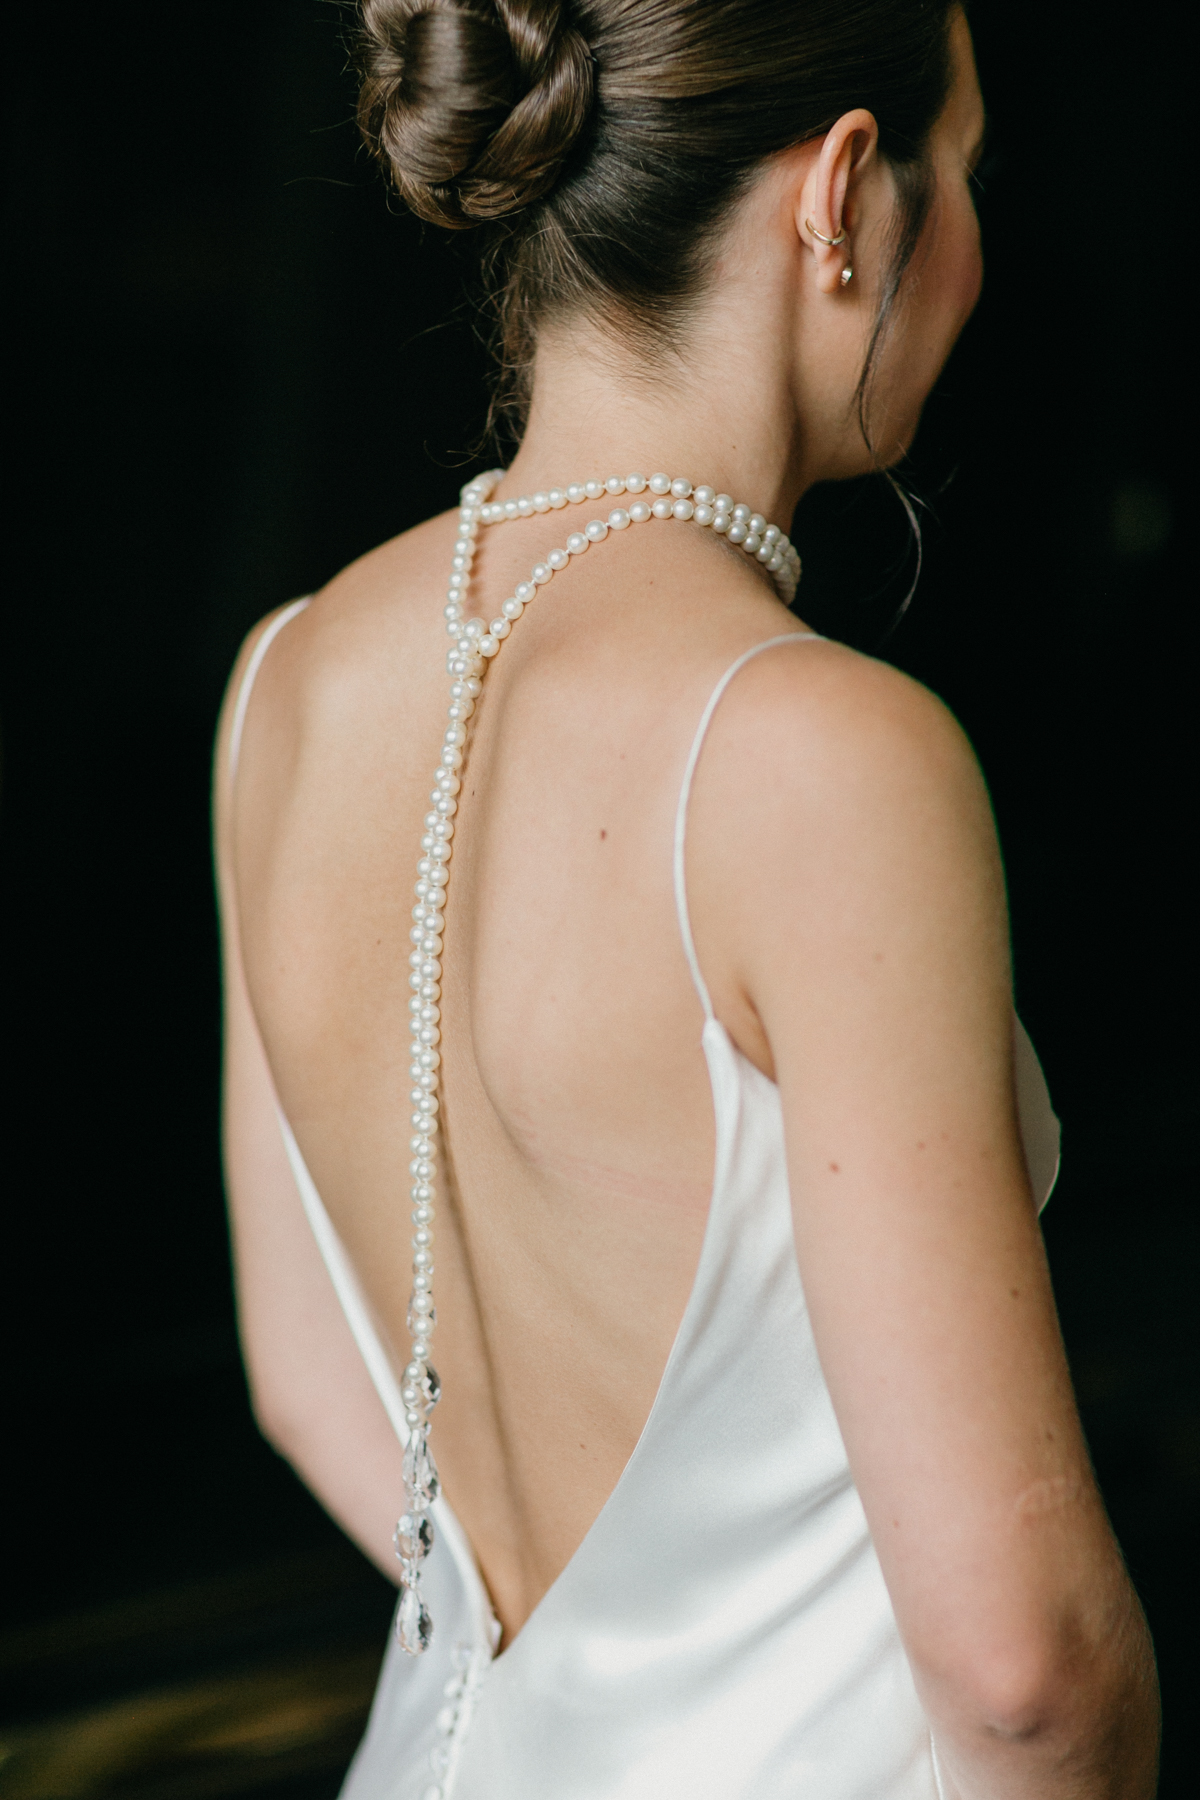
left=1, top=2, right=1193, bottom=1795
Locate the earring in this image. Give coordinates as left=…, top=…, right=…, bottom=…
left=840, top=266, right=853, bottom=287
left=806, top=217, right=847, bottom=247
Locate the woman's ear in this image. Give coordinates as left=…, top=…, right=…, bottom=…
left=796, top=108, right=879, bottom=294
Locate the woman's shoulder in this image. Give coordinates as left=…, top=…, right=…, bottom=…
left=702, top=631, right=983, bottom=822
left=217, top=508, right=459, bottom=775
left=685, top=630, right=1002, bottom=1006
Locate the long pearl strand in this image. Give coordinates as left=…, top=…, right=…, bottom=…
left=393, top=468, right=799, bottom=1656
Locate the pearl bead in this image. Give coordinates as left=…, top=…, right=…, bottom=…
left=531, top=563, right=552, bottom=584
left=585, top=519, right=608, bottom=541
left=648, top=473, right=671, bottom=494
left=763, top=525, right=781, bottom=545
left=756, top=544, right=773, bottom=563
left=744, top=533, right=762, bottom=553
left=693, top=503, right=715, bottom=526
left=478, top=635, right=499, bottom=656
left=712, top=513, right=731, bottom=534
left=584, top=479, right=605, bottom=499
left=628, top=501, right=651, bottom=523
left=517, top=496, right=533, bottom=516
left=748, top=513, right=766, bottom=535
left=672, top=498, right=694, bottom=520
left=714, top=494, right=733, bottom=512
left=502, top=597, right=523, bottom=619
left=548, top=488, right=567, bottom=507
left=693, top=485, right=716, bottom=506
left=547, top=548, right=568, bottom=569
left=566, top=483, right=585, bottom=503
left=651, top=498, right=673, bottom=519
left=732, top=504, right=751, bottom=523
left=490, top=618, right=510, bottom=638
left=727, top=522, right=748, bottom=543
left=566, top=532, right=588, bottom=554
left=670, top=477, right=693, bottom=498
left=503, top=500, right=518, bottom=520
left=608, top=508, right=631, bottom=530
left=532, top=492, right=550, bottom=512
left=463, top=618, right=485, bottom=639
left=515, top=581, right=536, bottom=602
left=605, top=476, right=626, bottom=494
left=626, top=473, right=647, bottom=492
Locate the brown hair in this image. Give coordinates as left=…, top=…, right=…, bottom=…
left=357, top=0, right=956, bottom=433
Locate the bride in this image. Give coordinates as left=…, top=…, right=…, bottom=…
left=215, top=2, right=1159, bottom=1795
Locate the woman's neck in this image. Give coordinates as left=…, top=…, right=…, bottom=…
left=503, top=335, right=805, bottom=525
left=499, top=203, right=821, bottom=521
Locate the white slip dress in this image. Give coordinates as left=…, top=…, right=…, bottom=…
left=230, top=607, right=1062, bottom=1800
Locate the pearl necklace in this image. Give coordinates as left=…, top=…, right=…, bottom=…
left=394, top=468, right=800, bottom=1656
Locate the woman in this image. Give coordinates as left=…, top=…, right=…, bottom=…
left=215, top=1, right=1159, bottom=1794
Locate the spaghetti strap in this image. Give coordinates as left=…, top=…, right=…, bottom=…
left=672, top=632, right=820, bottom=1019
left=227, top=597, right=312, bottom=787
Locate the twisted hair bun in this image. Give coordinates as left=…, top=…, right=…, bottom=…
left=358, top=0, right=594, bottom=227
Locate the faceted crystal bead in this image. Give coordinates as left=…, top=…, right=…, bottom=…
left=403, top=1429, right=441, bottom=1507
left=397, top=1576, right=433, bottom=1655
left=403, top=1360, right=441, bottom=1414
left=393, top=1510, right=434, bottom=1562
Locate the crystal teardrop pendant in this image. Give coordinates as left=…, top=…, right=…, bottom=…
left=397, top=1574, right=434, bottom=1654
left=403, top=1427, right=441, bottom=1509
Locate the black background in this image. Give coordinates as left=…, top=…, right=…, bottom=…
left=2, top=2, right=1194, bottom=1794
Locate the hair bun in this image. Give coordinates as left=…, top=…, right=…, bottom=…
left=358, top=0, right=594, bottom=227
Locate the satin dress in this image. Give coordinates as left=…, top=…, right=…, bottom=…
left=231, top=615, right=1061, bottom=1800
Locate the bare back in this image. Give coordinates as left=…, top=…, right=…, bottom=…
left=224, top=504, right=806, bottom=1636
